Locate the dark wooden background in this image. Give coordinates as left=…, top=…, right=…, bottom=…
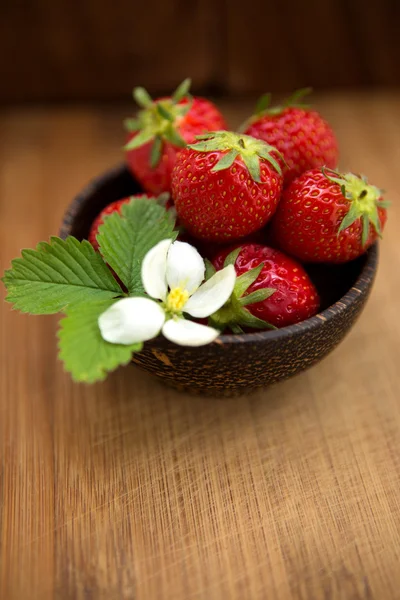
left=1, top=0, right=399, bottom=103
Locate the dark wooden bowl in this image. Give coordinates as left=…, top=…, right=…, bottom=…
left=61, top=164, right=379, bottom=397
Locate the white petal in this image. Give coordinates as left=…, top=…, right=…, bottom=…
left=99, top=297, right=165, bottom=345
left=166, top=241, right=205, bottom=295
left=162, top=318, right=220, bottom=347
left=141, top=239, right=172, bottom=301
left=184, top=264, right=236, bottom=318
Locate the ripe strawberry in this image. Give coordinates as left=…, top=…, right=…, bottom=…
left=171, top=131, right=283, bottom=242
left=271, top=167, right=389, bottom=263
left=192, top=227, right=268, bottom=260
left=89, top=193, right=175, bottom=250
left=89, top=198, right=131, bottom=250
left=210, top=243, right=319, bottom=330
left=124, top=79, right=227, bottom=195
left=243, top=89, right=338, bottom=186
left=90, top=196, right=151, bottom=250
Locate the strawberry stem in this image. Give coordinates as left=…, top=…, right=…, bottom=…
left=172, top=78, right=191, bottom=103
left=133, top=87, right=153, bottom=109
left=323, top=168, right=388, bottom=247
left=188, top=131, right=282, bottom=181
left=124, top=80, right=193, bottom=167
left=239, top=87, right=313, bottom=131
left=209, top=251, right=276, bottom=332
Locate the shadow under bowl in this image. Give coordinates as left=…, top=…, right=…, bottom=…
left=61, top=164, right=379, bottom=397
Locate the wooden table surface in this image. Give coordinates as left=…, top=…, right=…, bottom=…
left=1, top=93, right=400, bottom=600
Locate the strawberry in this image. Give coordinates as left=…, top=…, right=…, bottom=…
left=124, top=79, right=227, bottom=195
left=171, top=131, right=283, bottom=242
left=271, top=167, right=389, bottom=263
left=192, top=227, right=268, bottom=260
left=88, top=193, right=173, bottom=250
left=243, top=89, right=339, bottom=186
left=89, top=198, right=131, bottom=250
left=210, top=243, right=319, bottom=330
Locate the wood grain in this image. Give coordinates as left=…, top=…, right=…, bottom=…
left=1, top=94, right=400, bottom=600
left=1, top=0, right=400, bottom=102
left=224, top=0, right=400, bottom=94
left=0, top=0, right=220, bottom=103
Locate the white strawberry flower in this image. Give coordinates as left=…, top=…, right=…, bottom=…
left=98, top=239, right=236, bottom=347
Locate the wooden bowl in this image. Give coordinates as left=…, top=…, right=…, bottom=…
left=61, top=164, right=379, bottom=397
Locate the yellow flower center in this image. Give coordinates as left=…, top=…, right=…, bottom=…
left=166, top=287, right=189, bottom=313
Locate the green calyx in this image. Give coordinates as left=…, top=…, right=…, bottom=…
left=206, top=248, right=276, bottom=334
left=188, top=131, right=282, bottom=183
left=240, top=87, right=312, bottom=131
left=322, top=168, right=390, bottom=247
left=124, top=78, right=192, bottom=167
left=256, top=87, right=312, bottom=117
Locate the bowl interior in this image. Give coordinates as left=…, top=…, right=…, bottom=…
left=61, top=165, right=372, bottom=314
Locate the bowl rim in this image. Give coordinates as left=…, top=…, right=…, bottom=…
left=61, top=164, right=379, bottom=347
left=221, top=241, right=377, bottom=343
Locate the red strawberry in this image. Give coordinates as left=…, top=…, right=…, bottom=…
left=124, top=79, right=227, bottom=195
left=89, top=197, right=131, bottom=250
left=89, top=193, right=171, bottom=250
left=88, top=193, right=182, bottom=251
left=171, top=131, right=283, bottom=242
left=210, top=243, right=319, bottom=330
left=271, top=167, right=389, bottom=264
left=243, top=88, right=338, bottom=186
left=192, top=227, right=268, bottom=260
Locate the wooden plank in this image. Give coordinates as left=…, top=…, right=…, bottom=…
left=1, top=94, right=400, bottom=599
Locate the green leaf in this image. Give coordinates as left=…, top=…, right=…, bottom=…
left=194, top=133, right=216, bottom=141
left=156, top=103, right=174, bottom=121
left=2, top=237, right=123, bottom=315
left=124, top=129, right=154, bottom=151
left=172, top=78, right=192, bottom=103
left=176, top=99, right=193, bottom=117
left=133, top=86, right=153, bottom=108
left=164, top=126, right=187, bottom=148
left=155, top=192, right=171, bottom=208
left=378, top=200, right=391, bottom=208
left=187, top=139, right=222, bottom=152
left=239, top=288, right=275, bottom=306
left=234, top=263, right=264, bottom=297
left=150, top=136, right=163, bottom=168
left=242, top=154, right=261, bottom=183
left=236, top=307, right=276, bottom=330
left=204, top=259, right=216, bottom=280
left=257, top=146, right=283, bottom=174
left=368, top=208, right=382, bottom=238
left=285, top=87, right=312, bottom=107
left=338, top=202, right=360, bottom=234
left=361, top=214, right=370, bottom=247
left=230, top=324, right=244, bottom=334
left=212, top=149, right=238, bottom=172
left=97, top=197, right=177, bottom=295
left=322, top=167, right=347, bottom=187
left=58, top=299, right=142, bottom=383
left=123, top=118, right=141, bottom=132
left=255, top=93, right=272, bottom=114
left=188, top=130, right=282, bottom=178
left=223, top=247, right=241, bottom=268
left=209, top=276, right=276, bottom=333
